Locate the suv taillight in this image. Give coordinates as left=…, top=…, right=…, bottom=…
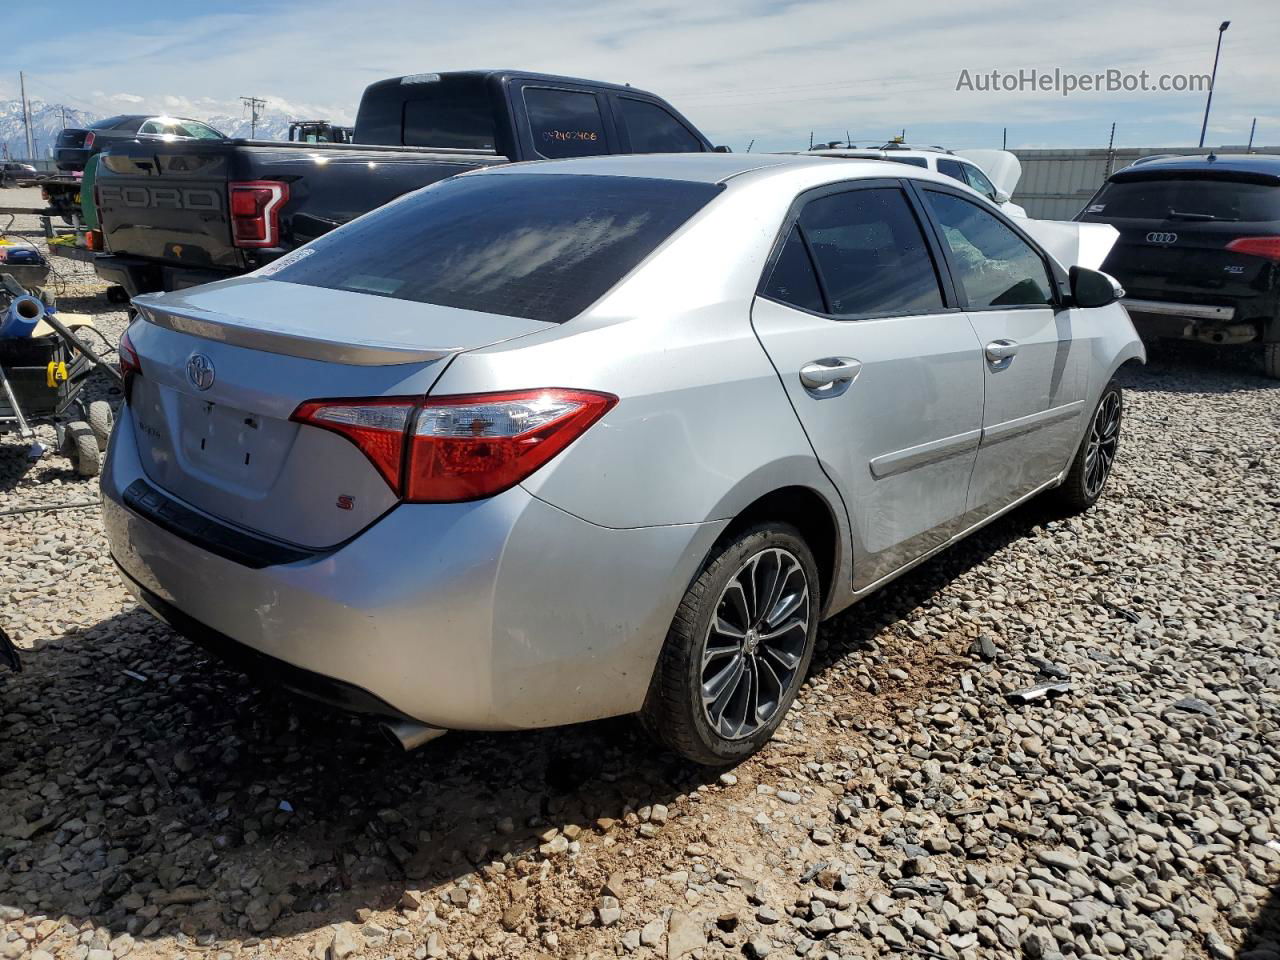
left=291, top=389, right=617, bottom=502
left=83, top=132, right=95, bottom=150
left=1225, top=236, right=1280, bottom=262
left=228, top=180, right=288, bottom=248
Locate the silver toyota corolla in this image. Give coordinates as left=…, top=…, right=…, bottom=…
left=103, top=153, right=1144, bottom=764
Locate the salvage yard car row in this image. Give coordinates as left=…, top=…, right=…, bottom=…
left=5, top=64, right=1278, bottom=764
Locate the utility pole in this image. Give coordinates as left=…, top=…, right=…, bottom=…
left=20, top=71, right=35, bottom=161
left=1247, top=117, right=1256, bottom=152
left=60, top=105, right=68, bottom=129
left=1198, top=20, right=1230, bottom=149
left=240, top=96, right=267, bottom=138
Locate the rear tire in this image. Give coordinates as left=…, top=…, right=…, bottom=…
left=641, top=523, right=819, bottom=766
left=88, top=401, right=114, bottom=451
left=1264, top=343, right=1280, bottom=381
left=1052, top=381, right=1122, bottom=514
left=67, top=421, right=101, bottom=478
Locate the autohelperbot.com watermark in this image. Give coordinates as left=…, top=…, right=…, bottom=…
left=955, top=67, right=1211, bottom=97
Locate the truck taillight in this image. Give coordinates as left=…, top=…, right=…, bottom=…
left=291, top=389, right=617, bottom=502
left=228, top=180, right=288, bottom=248
left=83, top=132, right=95, bottom=150
left=1225, top=236, right=1280, bottom=262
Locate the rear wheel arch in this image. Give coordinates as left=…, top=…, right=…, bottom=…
left=711, top=486, right=841, bottom=619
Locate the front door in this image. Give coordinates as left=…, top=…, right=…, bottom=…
left=750, top=181, right=985, bottom=590
left=918, top=186, right=1086, bottom=522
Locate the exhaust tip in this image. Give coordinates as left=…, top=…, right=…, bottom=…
left=380, top=719, right=447, bottom=752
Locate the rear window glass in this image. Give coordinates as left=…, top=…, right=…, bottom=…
left=1086, top=177, right=1280, bottom=222
left=524, top=87, right=609, bottom=159
left=356, top=76, right=497, bottom=150
left=270, top=174, right=721, bottom=323
left=798, top=187, right=945, bottom=317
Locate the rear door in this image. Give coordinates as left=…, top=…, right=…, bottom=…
left=750, top=180, right=985, bottom=590
left=917, top=184, right=1085, bottom=521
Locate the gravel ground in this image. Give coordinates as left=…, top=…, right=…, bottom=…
left=1, top=198, right=1278, bottom=960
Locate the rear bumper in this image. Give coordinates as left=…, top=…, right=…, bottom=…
left=55, top=148, right=87, bottom=173
left=101, top=413, right=725, bottom=731
left=94, top=254, right=234, bottom=297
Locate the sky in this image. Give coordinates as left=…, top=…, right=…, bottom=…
left=2, top=0, right=1277, bottom=153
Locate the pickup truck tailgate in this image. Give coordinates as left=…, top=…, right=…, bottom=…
left=98, top=147, right=241, bottom=270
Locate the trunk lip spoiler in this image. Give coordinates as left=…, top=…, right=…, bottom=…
left=134, top=301, right=458, bottom=366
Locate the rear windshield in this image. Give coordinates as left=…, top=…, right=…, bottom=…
left=1085, top=177, right=1280, bottom=222
left=356, top=75, right=497, bottom=151
left=270, top=173, right=722, bottom=323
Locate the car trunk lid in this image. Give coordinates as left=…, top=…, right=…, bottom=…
left=127, top=277, right=552, bottom=548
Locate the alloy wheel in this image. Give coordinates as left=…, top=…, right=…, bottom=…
left=700, top=548, right=810, bottom=740
left=1084, top=391, right=1121, bottom=499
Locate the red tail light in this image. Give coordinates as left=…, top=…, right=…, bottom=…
left=1225, top=236, right=1280, bottom=262
left=291, top=389, right=617, bottom=502
left=228, top=180, right=288, bottom=248
left=84, top=132, right=95, bottom=150
left=119, top=327, right=141, bottom=399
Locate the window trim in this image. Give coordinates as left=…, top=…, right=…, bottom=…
left=519, top=83, right=614, bottom=161
left=908, top=180, right=1068, bottom=312
left=612, top=95, right=706, bottom=154
left=756, top=178, right=963, bottom=322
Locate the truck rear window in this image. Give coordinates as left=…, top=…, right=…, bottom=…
left=1086, top=177, right=1280, bottom=222
left=269, top=173, right=722, bottom=323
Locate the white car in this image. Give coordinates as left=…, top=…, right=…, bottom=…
left=802, top=144, right=1028, bottom=218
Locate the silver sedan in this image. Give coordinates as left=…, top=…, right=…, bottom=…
left=102, top=153, right=1143, bottom=764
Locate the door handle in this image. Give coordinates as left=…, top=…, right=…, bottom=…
left=985, top=339, right=1020, bottom=367
left=799, top=357, right=862, bottom=394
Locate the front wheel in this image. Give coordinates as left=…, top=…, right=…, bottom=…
left=1052, top=381, right=1122, bottom=513
left=641, top=523, right=819, bottom=766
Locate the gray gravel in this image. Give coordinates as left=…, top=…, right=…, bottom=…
left=1, top=205, right=1278, bottom=960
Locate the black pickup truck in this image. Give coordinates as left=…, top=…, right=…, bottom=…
left=93, top=70, right=716, bottom=296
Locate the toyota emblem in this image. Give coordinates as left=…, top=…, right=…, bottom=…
left=1146, top=231, right=1178, bottom=245
left=186, top=353, right=216, bottom=391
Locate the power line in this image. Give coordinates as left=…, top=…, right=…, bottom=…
left=240, top=96, right=266, bottom=138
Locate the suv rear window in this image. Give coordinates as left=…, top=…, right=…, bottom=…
left=270, top=174, right=721, bottom=323
left=1086, top=177, right=1280, bottom=222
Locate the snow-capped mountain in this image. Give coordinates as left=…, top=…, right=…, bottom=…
left=0, top=99, right=299, bottom=161
left=0, top=100, right=97, bottom=161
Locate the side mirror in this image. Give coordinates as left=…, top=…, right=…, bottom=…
left=993, top=189, right=1012, bottom=204
left=1070, top=266, right=1124, bottom=308
left=712, top=145, right=732, bottom=153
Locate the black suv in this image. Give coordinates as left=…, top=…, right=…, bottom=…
left=1078, top=154, right=1280, bottom=378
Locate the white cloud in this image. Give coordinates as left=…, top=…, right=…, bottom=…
left=3, top=0, right=1278, bottom=150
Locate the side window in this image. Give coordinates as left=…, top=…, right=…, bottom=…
left=138, top=120, right=160, bottom=135
left=886, top=156, right=928, bottom=168
left=524, top=87, right=608, bottom=159
left=798, top=187, right=945, bottom=317
left=962, top=163, right=998, bottom=201
left=762, top=227, right=825, bottom=313
left=936, top=158, right=967, bottom=184
left=924, top=191, right=1053, bottom=309
left=617, top=98, right=702, bottom=153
